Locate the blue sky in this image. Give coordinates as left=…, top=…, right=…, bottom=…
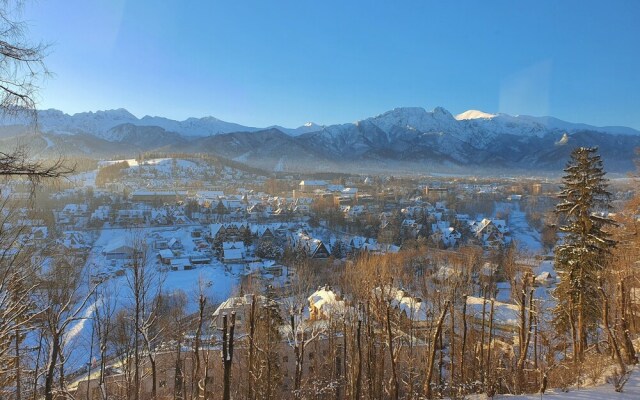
left=22, top=0, right=640, bottom=129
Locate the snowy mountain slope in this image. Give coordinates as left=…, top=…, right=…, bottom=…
left=1, top=106, right=637, bottom=141
left=0, top=108, right=322, bottom=138
left=138, top=115, right=261, bottom=137
left=269, top=122, right=324, bottom=136
left=2, top=108, right=140, bottom=137
left=455, top=108, right=640, bottom=136
left=175, top=128, right=338, bottom=171
left=455, top=109, right=497, bottom=120
left=103, top=124, right=188, bottom=147
left=2, top=106, right=640, bottom=173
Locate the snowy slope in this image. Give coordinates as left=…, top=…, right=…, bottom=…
left=1, top=106, right=637, bottom=142
left=495, top=368, right=640, bottom=399
left=270, top=122, right=324, bottom=136
left=0, top=108, right=324, bottom=138
left=3, top=105, right=640, bottom=173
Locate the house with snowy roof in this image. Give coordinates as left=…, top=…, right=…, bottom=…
left=430, top=221, right=462, bottom=248
left=212, top=294, right=276, bottom=331
left=251, top=224, right=276, bottom=240
left=469, top=218, right=510, bottom=249
left=298, top=180, right=328, bottom=193
left=61, top=231, right=89, bottom=251
left=222, top=241, right=246, bottom=263
left=158, top=249, right=175, bottom=264
left=62, top=203, right=89, bottom=217
left=465, top=296, right=520, bottom=337
left=103, top=237, right=136, bottom=260
left=373, top=286, right=430, bottom=323
left=308, top=286, right=346, bottom=320
left=287, top=230, right=331, bottom=259
left=90, top=205, right=110, bottom=222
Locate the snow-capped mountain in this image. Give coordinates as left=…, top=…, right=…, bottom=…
left=136, top=115, right=261, bottom=137
left=0, top=108, right=318, bottom=138
left=269, top=122, right=324, bottom=136
left=0, top=108, right=140, bottom=136
left=2, top=106, right=639, bottom=173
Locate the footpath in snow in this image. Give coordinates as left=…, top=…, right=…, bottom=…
left=494, top=201, right=543, bottom=254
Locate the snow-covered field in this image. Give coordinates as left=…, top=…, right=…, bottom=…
left=62, top=226, right=240, bottom=372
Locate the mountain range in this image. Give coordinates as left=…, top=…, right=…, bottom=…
left=1, top=107, right=639, bottom=175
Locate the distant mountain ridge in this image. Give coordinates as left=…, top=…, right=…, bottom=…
left=0, top=108, right=324, bottom=138
left=1, top=106, right=639, bottom=174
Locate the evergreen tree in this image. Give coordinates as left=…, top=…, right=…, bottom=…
left=553, top=147, right=616, bottom=362
left=242, top=227, right=253, bottom=247
left=331, top=239, right=347, bottom=259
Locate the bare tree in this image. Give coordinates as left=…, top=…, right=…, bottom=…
left=0, top=0, right=49, bottom=114
left=35, top=254, right=97, bottom=400
left=191, top=280, right=208, bottom=400
left=124, top=234, right=165, bottom=400
left=424, top=301, right=449, bottom=399
left=94, top=282, right=118, bottom=400
left=221, top=312, right=236, bottom=400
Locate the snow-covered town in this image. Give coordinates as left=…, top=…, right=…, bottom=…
left=3, top=151, right=637, bottom=399
left=2, top=1, right=640, bottom=399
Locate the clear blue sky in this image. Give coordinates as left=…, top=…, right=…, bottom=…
left=22, top=0, right=640, bottom=129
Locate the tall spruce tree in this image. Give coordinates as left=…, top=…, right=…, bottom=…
left=553, top=147, right=616, bottom=362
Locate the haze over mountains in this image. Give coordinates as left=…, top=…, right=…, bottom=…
left=2, top=107, right=639, bottom=174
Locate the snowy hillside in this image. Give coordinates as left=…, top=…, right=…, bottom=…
left=0, top=108, right=322, bottom=138
left=2, top=105, right=640, bottom=173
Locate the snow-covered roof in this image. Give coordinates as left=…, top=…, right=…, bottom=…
left=299, top=180, right=327, bottom=186
left=158, top=249, right=174, bottom=259
left=374, top=286, right=429, bottom=321
left=213, top=294, right=270, bottom=317
left=466, top=296, right=519, bottom=329
left=308, top=287, right=345, bottom=317
left=223, top=248, right=244, bottom=261
left=223, top=241, right=244, bottom=250
left=103, top=237, right=134, bottom=254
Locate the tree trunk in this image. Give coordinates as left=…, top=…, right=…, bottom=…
left=449, top=301, right=455, bottom=391
left=366, top=301, right=374, bottom=400
left=486, top=299, right=495, bottom=395
left=479, top=289, right=488, bottom=385
left=516, top=280, right=535, bottom=393
left=33, top=333, right=43, bottom=400
left=355, top=319, right=362, bottom=400
left=424, top=301, right=449, bottom=399
left=222, top=312, right=236, bottom=400
left=577, top=268, right=586, bottom=361
left=460, top=295, right=468, bottom=385
left=15, top=326, right=21, bottom=400
left=385, top=305, right=399, bottom=400
left=618, top=281, right=638, bottom=364
left=44, top=334, right=60, bottom=400
left=599, top=285, right=626, bottom=375
left=86, top=322, right=94, bottom=400
left=99, top=338, right=108, bottom=400
left=292, top=314, right=305, bottom=393
left=248, top=295, right=256, bottom=400
left=175, top=340, right=183, bottom=400
left=192, top=294, right=206, bottom=400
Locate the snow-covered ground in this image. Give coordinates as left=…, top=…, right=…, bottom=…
left=69, top=170, right=97, bottom=187
left=42, top=135, right=55, bottom=149
left=495, top=201, right=543, bottom=253
left=61, top=226, right=240, bottom=373
left=495, top=368, right=640, bottom=399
